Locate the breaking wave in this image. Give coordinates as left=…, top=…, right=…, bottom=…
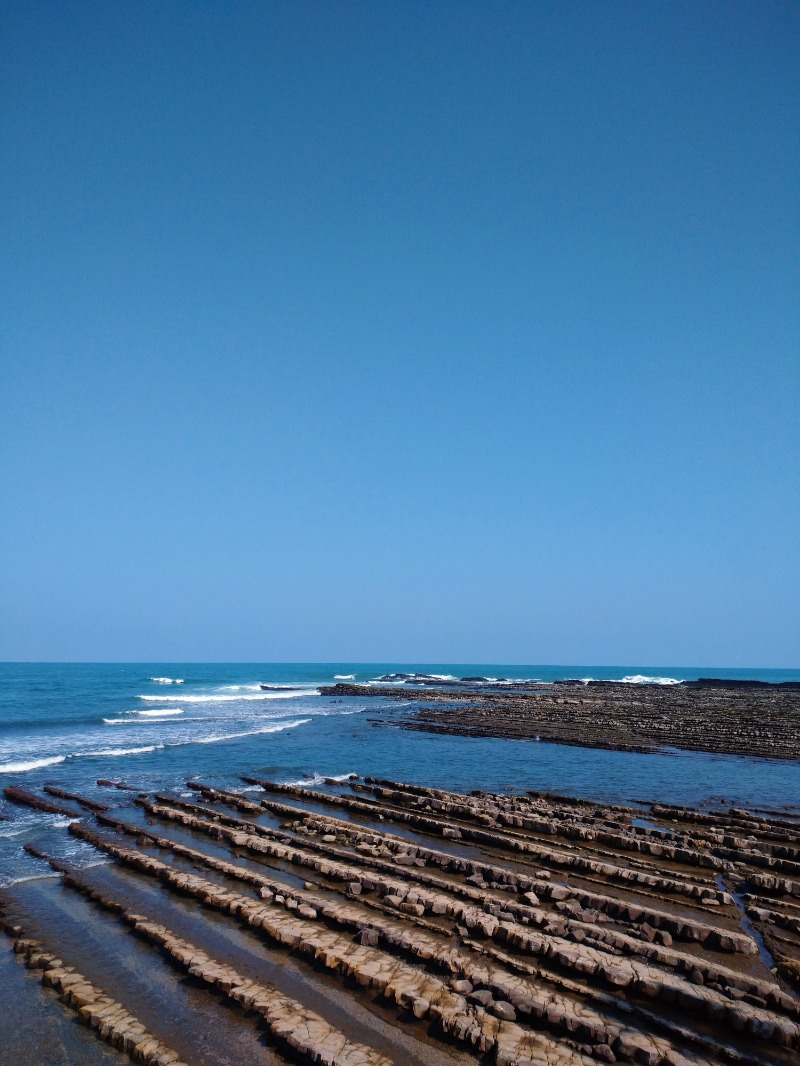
left=580, top=673, right=686, bottom=682
left=149, top=677, right=184, bottom=684
left=0, top=719, right=311, bottom=775
left=0, top=755, right=67, bottom=773
left=618, top=675, right=681, bottom=685
left=2, top=872, right=61, bottom=886
left=369, top=673, right=458, bottom=684
left=137, top=690, right=319, bottom=703
left=279, top=770, right=358, bottom=787
left=0, top=813, right=78, bottom=838
left=80, top=745, right=164, bottom=757
left=194, top=720, right=310, bottom=744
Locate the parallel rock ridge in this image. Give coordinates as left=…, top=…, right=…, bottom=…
left=1, top=925, right=187, bottom=1066
left=319, top=680, right=800, bottom=761
left=2, top=773, right=800, bottom=1066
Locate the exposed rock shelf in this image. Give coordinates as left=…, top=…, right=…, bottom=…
left=320, top=681, right=800, bottom=761
left=3, top=774, right=800, bottom=1066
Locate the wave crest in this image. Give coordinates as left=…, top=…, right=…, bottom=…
left=0, top=755, right=67, bottom=773
left=137, top=690, right=319, bottom=703
left=194, top=719, right=310, bottom=744
left=618, top=675, right=681, bottom=685
left=81, top=745, right=164, bottom=757
left=279, top=770, right=357, bottom=787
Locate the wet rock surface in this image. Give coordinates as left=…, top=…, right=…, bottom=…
left=319, top=680, right=800, bottom=761
left=2, top=773, right=800, bottom=1066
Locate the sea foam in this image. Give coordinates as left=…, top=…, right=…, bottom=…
left=193, top=719, right=310, bottom=744
left=279, top=770, right=357, bottom=787
left=0, top=723, right=305, bottom=774
left=137, top=690, right=319, bottom=703
left=0, top=755, right=67, bottom=774
left=619, top=675, right=681, bottom=685
left=81, top=745, right=164, bottom=757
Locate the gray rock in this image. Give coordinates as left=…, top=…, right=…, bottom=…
left=467, top=989, right=494, bottom=1007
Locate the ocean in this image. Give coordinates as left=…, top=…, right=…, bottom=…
left=1, top=661, right=799, bottom=887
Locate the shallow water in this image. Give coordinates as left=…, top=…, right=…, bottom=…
left=5, top=877, right=289, bottom=1066
left=0, top=935, right=128, bottom=1065
left=1, top=662, right=799, bottom=887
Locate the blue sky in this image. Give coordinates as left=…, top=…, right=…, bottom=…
left=2, top=1, right=798, bottom=665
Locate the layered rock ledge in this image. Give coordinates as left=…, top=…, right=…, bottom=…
left=3, top=773, right=800, bottom=1066
left=319, top=681, right=800, bottom=761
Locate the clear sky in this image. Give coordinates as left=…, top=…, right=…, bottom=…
left=2, top=1, right=798, bottom=665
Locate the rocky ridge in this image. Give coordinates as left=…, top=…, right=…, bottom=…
left=2, top=773, right=800, bottom=1066
left=319, top=681, right=800, bottom=761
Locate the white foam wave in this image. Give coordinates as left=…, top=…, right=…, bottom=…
left=106, top=712, right=312, bottom=726
left=0, top=716, right=310, bottom=778
left=0, top=825, right=32, bottom=838
left=149, top=677, right=184, bottom=684
left=0, top=812, right=79, bottom=836
left=2, top=872, right=61, bottom=886
left=259, top=684, right=310, bottom=690
left=368, top=673, right=458, bottom=685
left=577, top=675, right=680, bottom=685
left=280, top=774, right=326, bottom=787
left=0, top=755, right=67, bottom=774
left=104, top=708, right=186, bottom=724
left=491, top=678, right=542, bottom=685
left=137, top=690, right=319, bottom=703
left=193, top=719, right=310, bottom=744
left=619, top=675, right=681, bottom=685
left=280, top=770, right=357, bottom=787
left=79, top=745, right=164, bottom=758
left=71, top=858, right=111, bottom=871
left=334, top=674, right=356, bottom=680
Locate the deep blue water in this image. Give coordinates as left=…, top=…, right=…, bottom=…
left=1, top=662, right=798, bottom=885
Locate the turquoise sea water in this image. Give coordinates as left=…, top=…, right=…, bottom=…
left=1, top=662, right=799, bottom=886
